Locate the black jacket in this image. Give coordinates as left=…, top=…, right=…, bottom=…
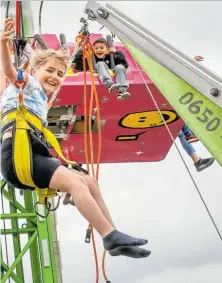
left=73, top=49, right=129, bottom=71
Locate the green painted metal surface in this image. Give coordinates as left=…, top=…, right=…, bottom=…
left=1, top=212, right=36, bottom=219
left=1, top=1, right=61, bottom=282
left=0, top=241, right=4, bottom=279
left=122, top=39, right=222, bottom=166
left=1, top=231, right=38, bottom=283
left=1, top=261, right=23, bottom=283
left=0, top=181, right=61, bottom=283
left=8, top=186, right=25, bottom=282
left=33, top=193, right=58, bottom=283
left=22, top=1, right=35, bottom=37
left=24, top=191, right=42, bottom=283
left=0, top=0, right=34, bottom=37
left=47, top=211, right=60, bottom=283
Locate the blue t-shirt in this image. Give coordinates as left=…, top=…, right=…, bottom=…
left=1, top=74, right=48, bottom=126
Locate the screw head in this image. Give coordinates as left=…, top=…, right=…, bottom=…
left=210, top=88, right=219, bottom=97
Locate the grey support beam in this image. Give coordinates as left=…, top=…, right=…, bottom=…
left=85, top=0, right=222, bottom=107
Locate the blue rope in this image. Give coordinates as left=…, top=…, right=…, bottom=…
left=17, top=69, right=24, bottom=81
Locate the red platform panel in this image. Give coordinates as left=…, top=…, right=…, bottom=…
left=42, top=33, right=183, bottom=164
left=41, top=34, right=61, bottom=50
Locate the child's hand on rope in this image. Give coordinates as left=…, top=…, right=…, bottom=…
left=109, top=47, right=116, bottom=53
left=194, top=55, right=204, bottom=62
left=71, top=63, right=79, bottom=73
left=1, top=18, right=15, bottom=44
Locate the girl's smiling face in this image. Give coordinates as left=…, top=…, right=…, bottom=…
left=32, top=57, right=66, bottom=94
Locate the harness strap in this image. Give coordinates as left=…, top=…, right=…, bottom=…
left=2, top=108, right=42, bottom=133
left=13, top=107, right=35, bottom=187
left=2, top=107, right=79, bottom=167
left=2, top=106, right=84, bottom=207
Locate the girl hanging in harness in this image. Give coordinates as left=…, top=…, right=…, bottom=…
left=1, top=18, right=151, bottom=259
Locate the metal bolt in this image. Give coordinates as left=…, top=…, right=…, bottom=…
left=97, top=8, right=108, bottom=19
left=97, top=8, right=105, bottom=17
left=101, top=97, right=109, bottom=103
left=210, top=88, right=219, bottom=97
left=85, top=9, right=97, bottom=21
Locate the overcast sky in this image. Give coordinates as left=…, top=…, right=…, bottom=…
left=1, top=1, right=222, bottom=283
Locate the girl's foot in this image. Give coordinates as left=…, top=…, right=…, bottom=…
left=109, top=246, right=151, bottom=258
left=103, top=230, right=148, bottom=251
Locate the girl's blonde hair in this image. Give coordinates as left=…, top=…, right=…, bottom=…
left=31, top=48, right=70, bottom=70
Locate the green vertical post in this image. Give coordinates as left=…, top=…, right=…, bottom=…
left=1, top=231, right=38, bottom=283
left=24, top=190, right=42, bottom=283
left=48, top=199, right=63, bottom=283
left=1, top=180, right=61, bottom=283
left=34, top=193, right=58, bottom=283
left=8, top=185, right=25, bottom=282
left=0, top=240, right=4, bottom=279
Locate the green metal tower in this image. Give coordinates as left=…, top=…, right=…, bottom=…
left=0, top=180, right=63, bottom=283
left=0, top=2, right=62, bottom=281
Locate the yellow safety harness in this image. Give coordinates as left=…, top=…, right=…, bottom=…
left=1, top=69, right=85, bottom=215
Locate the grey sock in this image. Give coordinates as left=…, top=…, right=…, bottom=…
left=103, top=230, right=148, bottom=251
left=109, top=246, right=151, bottom=258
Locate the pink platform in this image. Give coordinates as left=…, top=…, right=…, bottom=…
left=40, top=34, right=183, bottom=164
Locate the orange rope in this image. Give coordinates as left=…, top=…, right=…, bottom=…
left=82, top=44, right=90, bottom=173
left=76, top=34, right=109, bottom=283
left=81, top=38, right=99, bottom=283
left=102, top=249, right=108, bottom=282
left=85, top=42, right=109, bottom=281
left=77, top=34, right=99, bottom=283
left=88, top=80, right=96, bottom=177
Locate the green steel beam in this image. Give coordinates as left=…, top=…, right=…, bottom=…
left=1, top=261, right=23, bottom=283
left=1, top=213, right=36, bottom=219
left=0, top=1, right=61, bottom=281
left=47, top=202, right=62, bottom=283
left=48, top=199, right=63, bottom=283
left=0, top=228, right=36, bottom=234
left=34, top=194, right=58, bottom=283
left=1, top=188, right=37, bottom=226
left=1, top=230, right=38, bottom=283
left=24, top=190, right=43, bottom=283
left=46, top=214, right=58, bottom=283
left=0, top=240, right=4, bottom=279
left=1, top=180, right=61, bottom=283
left=0, top=180, right=7, bottom=188
left=121, top=39, right=222, bottom=166
left=8, top=185, right=25, bottom=282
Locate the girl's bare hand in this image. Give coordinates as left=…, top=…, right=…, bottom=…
left=1, top=18, right=15, bottom=43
